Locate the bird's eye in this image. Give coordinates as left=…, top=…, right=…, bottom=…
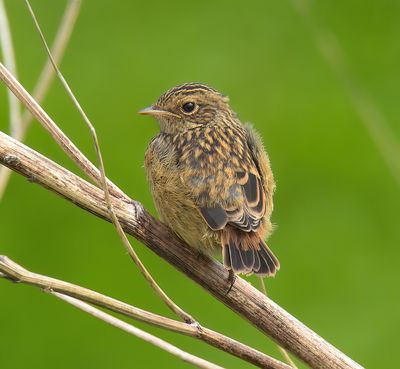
left=182, top=102, right=196, bottom=114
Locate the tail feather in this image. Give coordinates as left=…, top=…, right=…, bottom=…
left=228, top=242, right=248, bottom=273
left=221, top=230, right=279, bottom=276
left=257, top=242, right=280, bottom=275
left=253, top=250, right=261, bottom=272
left=255, top=248, right=271, bottom=275
left=241, top=248, right=255, bottom=269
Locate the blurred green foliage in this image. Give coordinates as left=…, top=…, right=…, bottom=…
left=1, top=1, right=399, bottom=368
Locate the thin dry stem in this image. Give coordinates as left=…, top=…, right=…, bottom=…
left=24, top=0, right=82, bottom=129
left=51, top=292, right=224, bottom=369
left=277, top=347, right=298, bottom=369
left=0, top=0, right=22, bottom=199
left=0, top=0, right=21, bottom=137
left=24, top=0, right=195, bottom=324
left=259, top=278, right=299, bottom=369
left=0, top=0, right=81, bottom=200
left=0, top=255, right=290, bottom=369
left=0, top=61, right=128, bottom=200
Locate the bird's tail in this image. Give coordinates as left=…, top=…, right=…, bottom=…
left=221, top=229, right=280, bottom=276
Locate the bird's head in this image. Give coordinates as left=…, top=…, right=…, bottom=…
left=139, top=83, right=234, bottom=134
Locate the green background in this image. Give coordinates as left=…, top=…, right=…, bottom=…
left=1, top=1, right=399, bottom=368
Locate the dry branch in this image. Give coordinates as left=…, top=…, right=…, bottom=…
left=0, top=130, right=364, bottom=369
left=52, top=293, right=224, bottom=369
left=0, top=255, right=289, bottom=369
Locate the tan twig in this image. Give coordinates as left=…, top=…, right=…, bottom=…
left=0, top=62, right=128, bottom=200
left=24, top=0, right=196, bottom=325
left=51, top=292, right=224, bottom=369
left=0, top=255, right=290, bottom=369
left=0, top=130, right=365, bottom=369
left=0, top=0, right=81, bottom=200
left=292, top=0, right=400, bottom=186
left=259, top=278, right=299, bottom=369
left=24, top=0, right=82, bottom=128
left=0, top=0, right=21, bottom=138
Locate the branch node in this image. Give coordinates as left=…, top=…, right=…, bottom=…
left=3, top=154, right=20, bottom=167
left=183, top=315, right=197, bottom=325
left=190, top=321, right=204, bottom=336
left=130, top=200, right=145, bottom=219
left=27, top=174, right=37, bottom=183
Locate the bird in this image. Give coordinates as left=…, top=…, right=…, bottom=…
left=140, top=83, right=279, bottom=277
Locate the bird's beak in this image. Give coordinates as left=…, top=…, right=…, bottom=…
left=138, top=105, right=181, bottom=119
left=139, top=106, right=165, bottom=116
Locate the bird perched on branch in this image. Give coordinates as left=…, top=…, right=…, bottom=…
left=140, top=83, right=279, bottom=277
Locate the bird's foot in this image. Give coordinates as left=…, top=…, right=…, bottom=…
left=226, top=269, right=236, bottom=295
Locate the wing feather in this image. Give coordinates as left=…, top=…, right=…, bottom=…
left=188, top=124, right=273, bottom=236
left=200, top=171, right=265, bottom=233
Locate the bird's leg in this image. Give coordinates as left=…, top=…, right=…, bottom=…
left=226, top=269, right=236, bottom=294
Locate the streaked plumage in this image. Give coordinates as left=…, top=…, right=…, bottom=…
left=141, top=83, right=279, bottom=276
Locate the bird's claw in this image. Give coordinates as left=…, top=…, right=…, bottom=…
left=226, top=269, right=236, bottom=294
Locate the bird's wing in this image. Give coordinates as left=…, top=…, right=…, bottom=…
left=243, top=123, right=275, bottom=215
left=198, top=171, right=266, bottom=232
left=176, top=124, right=277, bottom=275
left=179, top=125, right=271, bottom=234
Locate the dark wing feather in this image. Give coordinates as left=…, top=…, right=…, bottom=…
left=192, top=124, right=270, bottom=235
left=199, top=207, right=228, bottom=231
left=199, top=171, right=265, bottom=233
left=226, top=172, right=265, bottom=232
left=243, top=172, right=259, bottom=205
left=244, top=123, right=275, bottom=213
